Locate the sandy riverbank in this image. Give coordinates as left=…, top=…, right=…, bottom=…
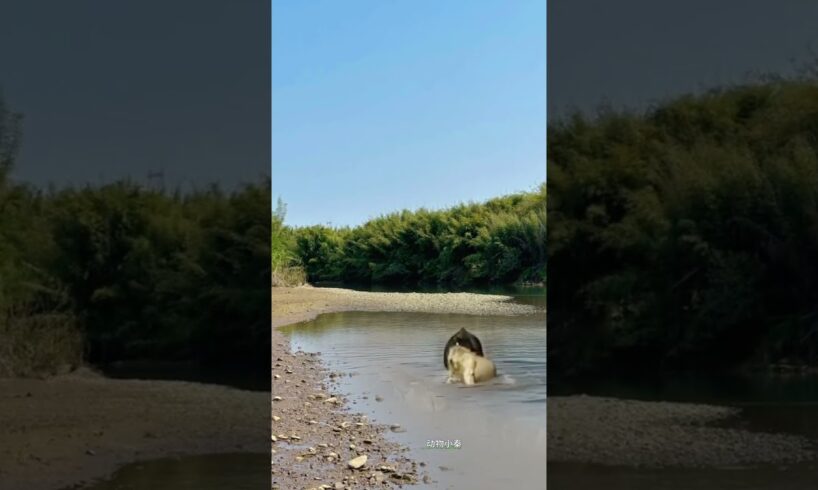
left=274, top=287, right=817, bottom=472
left=271, top=285, right=539, bottom=329
left=548, top=395, right=816, bottom=467
left=271, top=285, right=542, bottom=489
left=0, top=369, right=268, bottom=490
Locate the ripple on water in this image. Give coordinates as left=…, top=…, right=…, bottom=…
left=282, top=310, right=547, bottom=488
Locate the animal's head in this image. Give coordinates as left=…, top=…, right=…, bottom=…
left=447, top=344, right=470, bottom=365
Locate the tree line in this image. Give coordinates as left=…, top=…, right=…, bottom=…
left=275, top=185, right=546, bottom=288
left=549, top=79, right=818, bottom=378
left=0, top=97, right=270, bottom=376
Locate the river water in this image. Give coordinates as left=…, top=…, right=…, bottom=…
left=77, top=289, right=545, bottom=490
left=281, top=294, right=547, bottom=489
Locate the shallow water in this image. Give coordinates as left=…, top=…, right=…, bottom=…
left=73, top=453, right=268, bottom=490
left=281, top=306, right=547, bottom=489
left=550, top=372, right=818, bottom=489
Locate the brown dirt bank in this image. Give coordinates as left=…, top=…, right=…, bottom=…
left=271, top=285, right=539, bottom=329
left=548, top=395, right=817, bottom=467
left=0, top=369, right=268, bottom=490
left=271, top=285, right=541, bottom=489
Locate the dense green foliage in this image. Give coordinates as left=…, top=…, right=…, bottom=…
left=286, top=187, right=546, bottom=287
left=0, top=97, right=270, bottom=375
left=271, top=198, right=305, bottom=286
left=549, top=81, right=818, bottom=377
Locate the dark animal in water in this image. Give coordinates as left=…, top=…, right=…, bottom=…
left=443, top=327, right=484, bottom=369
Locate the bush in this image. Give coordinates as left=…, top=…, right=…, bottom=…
left=548, top=80, right=818, bottom=376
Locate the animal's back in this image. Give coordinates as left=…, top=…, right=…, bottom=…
left=472, top=355, right=496, bottom=383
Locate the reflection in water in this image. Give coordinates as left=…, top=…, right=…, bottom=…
left=282, top=308, right=547, bottom=489
left=75, top=453, right=268, bottom=490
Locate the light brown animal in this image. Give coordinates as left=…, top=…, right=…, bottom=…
left=446, top=345, right=497, bottom=385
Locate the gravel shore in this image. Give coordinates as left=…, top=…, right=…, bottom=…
left=548, top=395, right=816, bottom=467
left=0, top=369, right=268, bottom=490
left=271, top=286, right=542, bottom=489
left=271, top=286, right=539, bottom=329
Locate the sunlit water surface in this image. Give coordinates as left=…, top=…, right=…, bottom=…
left=282, top=306, right=547, bottom=489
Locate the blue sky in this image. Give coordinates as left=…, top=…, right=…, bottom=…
left=272, top=1, right=545, bottom=227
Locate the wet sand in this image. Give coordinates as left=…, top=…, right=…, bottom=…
left=0, top=369, right=267, bottom=490
left=548, top=395, right=816, bottom=467
left=271, top=286, right=542, bottom=489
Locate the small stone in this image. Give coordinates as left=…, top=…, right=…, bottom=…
left=85, top=449, right=96, bottom=456
left=340, top=421, right=350, bottom=428
left=273, top=374, right=281, bottom=379
left=325, top=397, right=338, bottom=403
left=290, top=435, right=301, bottom=441
left=347, top=455, right=368, bottom=469
left=272, top=396, right=283, bottom=402
left=389, top=424, right=405, bottom=433
left=375, top=395, right=383, bottom=402
left=295, top=456, right=303, bottom=462
left=334, top=483, right=344, bottom=490
left=423, top=475, right=432, bottom=484
left=273, top=415, right=281, bottom=422
left=377, top=465, right=396, bottom=473
left=277, top=434, right=288, bottom=440
left=308, top=419, right=318, bottom=425
left=318, top=443, right=328, bottom=448
left=271, top=435, right=277, bottom=442
left=371, top=471, right=385, bottom=483
left=349, top=444, right=356, bottom=450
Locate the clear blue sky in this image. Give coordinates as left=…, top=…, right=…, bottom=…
left=272, top=0, right=545, bottom=227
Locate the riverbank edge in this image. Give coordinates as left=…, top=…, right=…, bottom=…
left=0, top=370, right=268, bottom=490
left=548, top=394, right=818, bottom=468
left=271, top=285, right=544, bottom=489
